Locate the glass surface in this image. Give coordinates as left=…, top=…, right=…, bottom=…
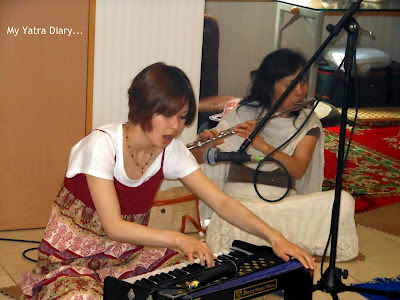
left=275, top=0, right=400, bottom=11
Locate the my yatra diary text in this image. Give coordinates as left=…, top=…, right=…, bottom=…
left=7, top=26, right=82, bottom=37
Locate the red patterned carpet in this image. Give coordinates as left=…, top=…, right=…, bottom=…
left=323, top=121, right=400, bottom=214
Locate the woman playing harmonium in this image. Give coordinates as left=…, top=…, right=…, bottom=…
left=197, top=49, right=359, bottom=261
left=20, top=62, right=316, bottom=300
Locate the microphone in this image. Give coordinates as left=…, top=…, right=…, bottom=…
left=185, top=259, right=238, bottom=290
left=203, top=148, right=264, bottom=165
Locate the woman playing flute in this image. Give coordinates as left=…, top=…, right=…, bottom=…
left=198, top=49, right=323, bottom=193
left=197, top=49, right=358, bottom=261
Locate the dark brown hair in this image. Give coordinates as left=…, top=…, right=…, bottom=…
left=240, top=49, right=307, bottom=112
left=127, top=62, right=196, bottom=131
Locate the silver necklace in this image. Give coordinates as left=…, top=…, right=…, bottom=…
left=125, top=125, right=154, bottom=174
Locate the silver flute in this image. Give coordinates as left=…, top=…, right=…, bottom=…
left=186, top=98, right=316, bottom=150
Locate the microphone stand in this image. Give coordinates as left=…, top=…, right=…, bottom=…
left=239, top=0, right=400, bottom=299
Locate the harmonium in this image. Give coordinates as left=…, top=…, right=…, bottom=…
left=104, top=240, right=313, bottom=300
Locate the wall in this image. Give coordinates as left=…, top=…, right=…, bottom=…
left=205, top=1, right=400, bottom=98
left=91, top=0, right=205, bottom=148
left=0, top=0, right=89, bottom=230
left=205, top=1, right=278, bottom=98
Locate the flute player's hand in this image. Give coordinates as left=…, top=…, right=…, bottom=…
left=233, top=120, right=270, bottom=153
left=233, top=120, right=257, bottom=139
left=198, top=128, right=224, bottom=149
left=191, top=128, right=224, bottom=164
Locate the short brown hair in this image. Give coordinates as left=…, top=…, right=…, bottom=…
left=128, top=62, right=197, bottom=131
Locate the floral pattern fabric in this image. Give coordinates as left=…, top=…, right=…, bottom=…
left=20, top=184, right=185, bottom=299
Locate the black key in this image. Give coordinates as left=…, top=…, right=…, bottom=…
left=148, top=275, right=164, bottom=284
left=219, top=254, right=231, bottom=261
left=170, top=269, right=189, bottom=277
left=158, top=273, right=175, bottom=280
left=139, top=278, right=158, bottom=286
left=182, top=264, right=205, bottom=273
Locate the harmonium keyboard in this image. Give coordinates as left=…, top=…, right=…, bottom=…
left=104, top=240, right=313, bottom=300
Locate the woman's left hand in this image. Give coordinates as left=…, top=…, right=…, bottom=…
left=198, top=128, right=224, bottom=149
left=270, top=233, right=315, bottom=270
left=191, top=128, right=223, bottom=164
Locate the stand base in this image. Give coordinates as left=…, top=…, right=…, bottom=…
left=314, top=266, right=400, bottom=299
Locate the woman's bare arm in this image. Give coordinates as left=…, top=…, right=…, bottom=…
left=86, top=174, right=215, bottom=266
left=180, top=170, right=315, bottom=270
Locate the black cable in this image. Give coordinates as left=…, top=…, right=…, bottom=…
left=0, top=238, right=40, bottom=244
left=0, top=238, right=40, bottom=263
left=253, top=156, right=292, bottom=202
left=317, top=56, right=349, bottom=280
left=23, top=247, right=40, bottom=263
left=320, top=43, right=359, bottom=284
left=341, top=59, right=377, bottom=213
left=252, top=100, right=318, bottom=202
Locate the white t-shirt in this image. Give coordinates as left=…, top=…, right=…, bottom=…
left=66, top=123, right=199, bottom=187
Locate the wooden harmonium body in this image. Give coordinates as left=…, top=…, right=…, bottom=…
left=103, top=240, right=313, bottom=300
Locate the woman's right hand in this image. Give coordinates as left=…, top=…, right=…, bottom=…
left=175, top=233, right=215, bottom=267
left=233, top=120, right=273, bottom=154
left=269, top=232, right=315, bottom=270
